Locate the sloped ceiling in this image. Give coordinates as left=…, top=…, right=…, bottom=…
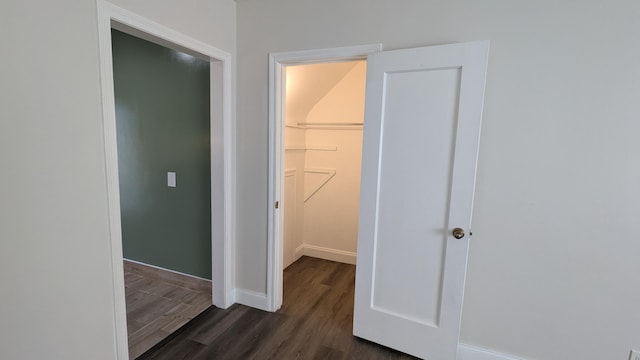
left=285, top=61, right=359, bottom=125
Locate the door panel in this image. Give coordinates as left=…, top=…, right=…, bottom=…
left=372, top=68, right=460, bottom=327
left=354, top=42, right=489, bottom=359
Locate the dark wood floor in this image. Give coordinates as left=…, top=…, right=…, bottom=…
left=137, top=256, right=417, bottom=359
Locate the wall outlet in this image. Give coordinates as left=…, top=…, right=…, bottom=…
left=630, top=349, right=640, bottom=360
left=167, top=172, right=176, bottom=187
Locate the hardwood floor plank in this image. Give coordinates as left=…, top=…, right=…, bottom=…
left=127, top=319, right=146, bottom=336
left=129, top=296, right=181, bottom=325
left=126, top=274, right=156, bottom=291
left=314, top=345, right=345, bottom=360
left=137, top=307, right=217, bottom=360
left=159, top=303, right=194, bottom=333
left=188, top=305, right=251, bottom=345
left=190, top=308, right=268, bottom=360
left=136, top=256, right=418, bottom=360
left=129, top=329, right=172, bottom=359
left=125, top=272, right=144, bottom=284
left=236, top=312, right=289, bottom=359
left=124, top=261, right=212, bottom=359
left=144, top=339, right=205, bottom=360
left=125, top=260, right=212, bottom=293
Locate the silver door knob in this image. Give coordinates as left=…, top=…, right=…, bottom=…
left=452, top=228, right=465, bottom=239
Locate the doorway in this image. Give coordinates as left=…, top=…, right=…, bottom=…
left=267, top=44, right=382, bottom=311
left=282, top=61, right=366, bottom=271
left=269, top=42, right=489, bottom=359
left=110, top=28, right=213, bottom=358
left=96, top=2, right=235, bottom=358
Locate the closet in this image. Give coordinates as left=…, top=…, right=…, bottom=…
left=283, top=61, right=366, bottom=268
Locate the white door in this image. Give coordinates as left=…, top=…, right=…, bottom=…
left=353, top=41, right=489, bottom=359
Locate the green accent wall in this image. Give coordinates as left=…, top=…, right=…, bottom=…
left=111, top=29, right=212, bottom=279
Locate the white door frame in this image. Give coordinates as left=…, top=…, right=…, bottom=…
left=96, top=2, right=235, bottom=358
left=267, top=44, right=381, bottom=311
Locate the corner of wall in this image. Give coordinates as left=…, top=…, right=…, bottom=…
left=234, top=288, right=270, bottom=311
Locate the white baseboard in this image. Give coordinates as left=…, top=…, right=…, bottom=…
left=299, top=244, right=357, bottom=265
left=234, top=288, right=269, bottom=311
left=458, top=343, right=525, bottom=360
left=123, top=258, right=212, bottom=282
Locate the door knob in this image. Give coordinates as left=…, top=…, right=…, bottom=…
left=452, top=228, right=465, bottom=239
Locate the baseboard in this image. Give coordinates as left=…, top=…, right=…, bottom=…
left=458, top=343, right=525, bottom=360
left=300, top=244, right=357, bottom=265
left=294, top=244, right=305, bottom=260
left=124, top=258, right=211, bottom=281
left=123, top=258, right=211, bottom=293
left=235, top=288, right=270, bottom=311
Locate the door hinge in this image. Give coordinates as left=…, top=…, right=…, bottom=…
left=275, top=201, right=279, bottom=209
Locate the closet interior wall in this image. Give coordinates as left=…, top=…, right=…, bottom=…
left=283, top=61, right=366, bottom=268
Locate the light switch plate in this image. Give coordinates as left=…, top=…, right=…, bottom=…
left=167, top=172, right=176, bottom=187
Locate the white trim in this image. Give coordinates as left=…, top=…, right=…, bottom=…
left=123, top=258, right=212, bottom=283
left=96, top=2, right=235, bottom=358
left=299, top=245, right=357, bottom=265
left=270, top=44, right=383, bottom=64
left=294, top=244, right=305, bottom=259
left=268, top=44, right=382, bottom=312
left=458, top=344, right=525, bottom=360
left=235, top=289, right=270, bottom=311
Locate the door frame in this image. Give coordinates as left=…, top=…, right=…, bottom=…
left=266, top=44, right=381, bottom=311
left=96, top=2, right=236, bottom=358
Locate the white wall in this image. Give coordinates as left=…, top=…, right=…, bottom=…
left=286, top=62, right=357, bottom=126
left=236, top=1, right=640, bottom=359
left=0, top=1, right=235, bottom=359
left=302, top=128, right=363, bottom=260
left=306, top=62, right=366, bottom=125
left=0, top=2, right=116, bottom=358
left=107, top=0, right=236, bottom=53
